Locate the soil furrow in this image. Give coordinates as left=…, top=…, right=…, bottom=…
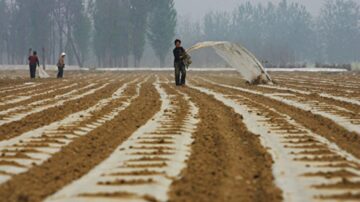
left=190, top=78, right=360, bottom=160
left=169, top=78, right=282, bottom=202
left=0, top=79, right=126, bottom=141
left=45, top=78, right=196, bottom=202
left=0, top=77, right=161, bottom=202
left=188, top=81, right=360, bottom=201
left=0, top=82, right=99, bottom=118
left=200, top=77, right=360, bottom=133
left=204, top=73, right=360, bottom=111
left=0, top=78, right=76, bottom=98
left=0, top=74, right=117, bottom=117
left=0, top=78, right=141, bottom=185
left=0, top=82, right=83, bottom=111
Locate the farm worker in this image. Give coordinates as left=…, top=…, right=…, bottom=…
left=173, top=39, right=187, bottom=86
left=57, top=52, right=66, bottom=78
left=28, top=51, right=40, bottom=79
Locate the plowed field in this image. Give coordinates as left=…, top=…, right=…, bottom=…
left=0, top=70, right=359, bottom=202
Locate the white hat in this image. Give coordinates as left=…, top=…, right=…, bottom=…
left=61, top=52, right=66, bottom=56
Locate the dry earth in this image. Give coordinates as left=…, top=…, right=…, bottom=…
left=0, top=70, right=359, bottom=202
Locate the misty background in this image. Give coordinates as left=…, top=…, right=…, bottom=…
left=0, top=0, right=359, bottom=68
left=176, top=0, right=324, bottom=20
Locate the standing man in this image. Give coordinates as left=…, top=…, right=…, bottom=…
left=28, top=50, right=40, bottom=79
left=57, top=52, right=66, bottom=78
left=173, top=39, right=186, bottom=86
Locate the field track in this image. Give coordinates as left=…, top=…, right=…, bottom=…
left=0, top=70, right=359, bottom=202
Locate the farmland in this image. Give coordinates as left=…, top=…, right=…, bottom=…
left=0, top=70, right=359, bottom=202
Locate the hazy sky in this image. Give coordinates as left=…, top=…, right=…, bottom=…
left=175, top=0, right=325, bottom=21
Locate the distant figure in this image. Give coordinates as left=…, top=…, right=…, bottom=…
left=173, top=39, right=186, bottom=86
left=57, top=52, right=66, bottom=78
left=28, top=51, right=40, bottom=79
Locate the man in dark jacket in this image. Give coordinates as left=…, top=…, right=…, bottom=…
left=28, top=51, right=40, bottom=79
left=173, top=39, right=186, bottom=86
left=57, top=52, right=66, bottom=78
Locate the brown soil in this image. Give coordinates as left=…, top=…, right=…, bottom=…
left=303, top=93, right=360, bottom=114
left=0, top=80, right=85, bottom=111
left=168, top=82, right=282, bottom=202
left=0, top=71, right=358, bottom=202
left=0, top=77, right=161, bottom=202
left=294, top=155, right=346, bottom=162
left=0, top=81, right=51, bottom=97
left=318, top=193, right=360, bottom=200
left=193, top=77, right=360, bottom=160
left=0, top=77, right=29, bottom=88
left=0, top=79, right=128, bottom=141
left=271, top=72, right=360, bottom=100
left=303, top=170, right=358, bottom=178
left=203, top=73, right=360, bottom=114
left=0, top=81, right=142, bottom=164
left=314, top=178, right=360, bottom=189
left=57, top=79, right=138, bottom=134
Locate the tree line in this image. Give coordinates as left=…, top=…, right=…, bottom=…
left=0, top=0, right=359, bottom=68
left=0, top=0, right=91, bottom=67
left=177, top=0, right=360, bottom=66
left=0, top=0, right=177, bottom=67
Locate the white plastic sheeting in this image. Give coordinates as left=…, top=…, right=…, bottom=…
left=38, top=67, right=50, bottom=78
left=187, top=41, right=272, bottom=84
